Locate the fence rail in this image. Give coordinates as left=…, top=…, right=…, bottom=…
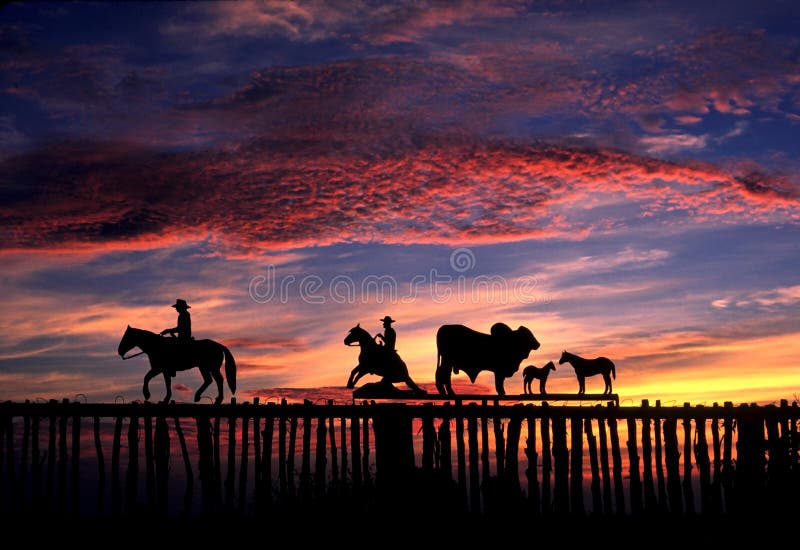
left=1, top=398, right=798, bottom=519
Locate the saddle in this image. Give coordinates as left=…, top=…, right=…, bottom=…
left=163, top=336, right=196, bottom=375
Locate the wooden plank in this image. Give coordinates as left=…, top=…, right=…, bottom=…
left=438, top=411, right=452, bottom=480
left=57, top=402, right=68, bottom=514
left=682, top=410, right=695, bottom=514
left=597, top=416, right=612, bottom=514
left=710, top=404, right=722, bottom=514
left=154, top=416, right=169, bottom=515
left=315, top=412, right=327, bottom=498
left=21, top=408, right=30, bottom=504
left=173, top=415, right=193, bottom=516
left=225, top=411, right=236, bottom=510
left=252, top=404, right=262, bottom=509
left=663, top=416, right=682, bottom=514
left=370, top=393, right=620, bottom=404
left=328, top=406, right=338, bottom=491
left=608, top=414, right=625, bottom=515
left=551, top=416, right=568, bottom=514
left=4, top=413, right=15, bottom=511
left=694, top=415, right=712, bottom=514
left=143, top=414, right=155, bottom=507
left=524, top=412, right=540, bottom=514
left=213, top=415, right=222, bottom=511
left=653, top=404, right=667, bottom=512
left=262, top=413, right=274, bottom=508
left=422, top=410, right=435, bottom=472
left=195, top=415, right=214, bottom=515
left=362, top=411, right=371, bottom=487
left=47, top=405, right=57, bottom=512
left=541, top=414, right=552, bottom=513
left=494, top=407, right=506, bottom=480
left=92, top=416, right=104, bottom=515
left=505, top=413, right=522, bottom=495
left=585, top=418, right=601, bottom=514
left=288, top=415, right=298, bottom=499
left=71, top=410, right=80, bottom=515
left=300, top=409, right=312, bottom=501
left=626, top=417, right=642, bottom=514
left=32, top=414, right=41, bottom=507
left=239, top=409, right=250, bottom=513
left=455, top=406, right=467, bottom=510
left=640, top=402, right=657, bottom=511
left=350, top=414, right=361, bottom=490
left=467, top=415, right=480, bottom=513
left=110, top=415, right=122, bottom=516
left=570, top=416, right=584, bottom=514
left=278, top=412, right=287, bottom=498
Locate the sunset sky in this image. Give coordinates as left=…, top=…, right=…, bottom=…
left=0, top=1, right=798, bottom=405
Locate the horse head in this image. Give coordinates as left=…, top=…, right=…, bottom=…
left=118, top=325, right=135, bottom=357
left=558, top=350, right=572, bottom=365
left=545, top=361, right=556, bottom=372
left=344, top=323, right=372, bottom=347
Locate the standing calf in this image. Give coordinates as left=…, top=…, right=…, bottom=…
left=522, top=361, right=556, bottom=394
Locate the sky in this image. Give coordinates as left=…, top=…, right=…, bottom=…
left=0, top=1, right=798, bottom=405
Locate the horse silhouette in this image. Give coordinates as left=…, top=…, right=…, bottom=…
left=344, top=324, right=425, bottom=393
left=522, top=361, right=556, bottom=394
left=118, top=325, right=236, bottom=404
left=558, top=350, right=615, bottom=394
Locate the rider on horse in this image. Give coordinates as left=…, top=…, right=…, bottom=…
left=159, top=298, right=193, bottom=377
left=375, top=315, right=396, bottom=353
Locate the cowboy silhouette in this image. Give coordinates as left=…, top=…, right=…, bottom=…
left=375, top=315, right=396, bottom=351
left=160, top=299, right=193, bottom=377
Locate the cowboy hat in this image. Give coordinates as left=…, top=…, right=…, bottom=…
left=172, top=299, right=191, bottom=309
left=379, top=316, right=395, bottom=323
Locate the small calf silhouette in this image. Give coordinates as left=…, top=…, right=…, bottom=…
left=522, top=361, right=556, bottom=394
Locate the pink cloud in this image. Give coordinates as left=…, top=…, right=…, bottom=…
left=1, top=138, right=797, bottom=256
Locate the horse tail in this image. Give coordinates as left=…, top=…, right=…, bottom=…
left=611, top=360, right=616, bottom=380
left=223, top=345, right=237, bottom=393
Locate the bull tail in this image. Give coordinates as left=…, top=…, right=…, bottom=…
left=223, top=345, right=237, bottom=394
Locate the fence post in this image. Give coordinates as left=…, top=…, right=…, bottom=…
left=640, top=400, right=656, bottom=512
left=173, top=415, right=193, bottom=516
left=608, top=410, right=625, bottom=515
left=694, top=412, right=712, bottom=514
left=439, top=405, right=452, bottom=481
left=154, top=415, right=169, bottom=516
left=467, top=413, right=480, bottom=514
left=239, top=405, right=250, bottom=514
left=92, top=416, right=104, bottom=515
left=721, top=402, right=734, bottom=512
left=315, top=410, right=327, bottom=499
left=552, top=415, right=568, bottom=514
left=585, top=417, right=601, bottom=514
left=111, top=415, right=122, bottom=516
left=505, top=410, right=522, bottom=496
left=300, top=403, right=311, bottom=501
left=71, top=406, right=80, bottom=516
left=597, top=415, right=612, bottom=514
left=570, top=416, right=584, bottom=515
left=226, top=403, right=237, bottom=511
left=663, top=416, right=682, bottom=514
left=541, top=412, right=552, bottom=513
left=626, top=416, right=642, bottom=514
left=32, top=414, right=41, bottom=508
left=653, top=401, right=667, bottom=512
left=196, top=414, right=215, bottom=515
left=143, top=412, right=155, bottom=508
left=710, top=403, right=722, bottom=514
left=57, top=400, right=68, bottom=514
left=455, top=402, right=467, bottom=511
left=524, top=409, right=539, bottom=514
left=126, top=412, right=139, bottom=514
left=682, top=405, right=695, bottom=514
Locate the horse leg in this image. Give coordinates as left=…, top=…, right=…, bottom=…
left=494, top=373, right=506, bottom=396
left=540, top=379, right=546, bottom=395
left=195, top=369, right=212, bottom=403
left=142, top=368, right=158, bottom=401
left=211, top=369, right=224, bottom=405
left=346, top=366, right=361, bottom=389
left=578, top=375, right=585, bottom=394
left=604, top=374, right=612, bottom=394
left=402, top=375, right=426, bottom=394
left=435, top=365, right=452, bottom=395
left=161, top=372, right=172, bottom=405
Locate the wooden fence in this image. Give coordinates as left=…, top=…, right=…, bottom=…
left=0, top=398, right=798, bottom=519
